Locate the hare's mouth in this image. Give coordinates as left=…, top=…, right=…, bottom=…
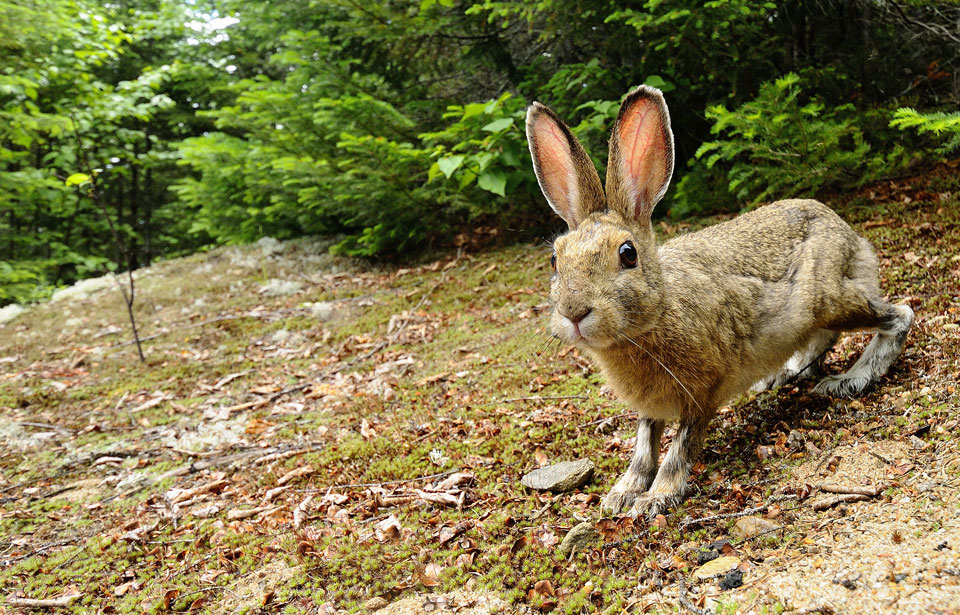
left=553, top=311, right=613, bottom=349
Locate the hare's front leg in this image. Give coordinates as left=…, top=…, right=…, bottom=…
left=627, top=415, right=711, bottom=519
left=601, top=418, right=664, bottom=515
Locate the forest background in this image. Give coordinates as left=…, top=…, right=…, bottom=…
left=2, top=0, right=959, bottom=305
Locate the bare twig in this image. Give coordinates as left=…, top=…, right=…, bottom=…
left=680, top=505, right=767, bottom=529
left=6, top=594, right=82, bottom=608
left=867, top=450, right=894, bottom=465
left=677, top=580, right=713, bottom=615
left=578, top=411, right=637, bottom=427
left=484, top=395, right=589, bottom=406
left=302, top=468, right=460, bottom=492
left=67, top=115, right=144, bottom=362
left=16, top=421, right=73, bottom=435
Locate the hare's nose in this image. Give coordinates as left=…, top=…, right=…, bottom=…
left=563, top=306, right=592, bottom=324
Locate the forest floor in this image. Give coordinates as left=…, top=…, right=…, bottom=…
left=2, top=166, right=959, bottom=615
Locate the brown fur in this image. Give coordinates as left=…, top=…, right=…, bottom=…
left=526, top=86, right=914, bottom=518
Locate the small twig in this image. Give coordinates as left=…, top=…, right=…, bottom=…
left=578, top=411, right=637, bottom=427
left=813, top=446, right=839, bottom=471
left=680, top=505, right=767, bottom=529
left=867, top=450, right=894, bottom=465
left=388, top=273, right=446, bottom=343
left=16, top=421, right=74, bottom=435
left=485, top=395, right=589, bottom=406
left=6, top=594, right=82, bottom=608
left=301, top=468, right=460, bottom=492
left=677, top=580, right=712, bottom=615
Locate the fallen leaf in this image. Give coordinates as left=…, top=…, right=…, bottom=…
left=375, top=515, right=402, bottom=543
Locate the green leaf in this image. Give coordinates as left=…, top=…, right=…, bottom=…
left=65, top=173, right=91, bottom=186
left=643, top=75, right=668, bottom=89
left=436, top=155, right=465, bottom=178
left=477, top=169, right=507, bottom=196
left=481, top=118, right=514, bottom=133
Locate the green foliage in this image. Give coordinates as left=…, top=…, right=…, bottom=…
left=0, top=0, right=210, bottom=304
left=3, top=0, right=960, bottom=297
left=684, top=73, right=879, bottom=207
left=891, top=108, right=960, bottom=155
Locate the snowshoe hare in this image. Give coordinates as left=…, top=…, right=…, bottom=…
left=525, top=86, right=913, bottom=518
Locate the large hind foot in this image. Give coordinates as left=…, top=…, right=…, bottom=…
left=815, top=303, right=913, bottom=397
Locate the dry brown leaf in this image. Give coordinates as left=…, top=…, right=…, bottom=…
left=375, top=515, right=402, bottom=543
left=360, top=418, right=376, bottom=439
left=418, top=562, right=443, bottom=587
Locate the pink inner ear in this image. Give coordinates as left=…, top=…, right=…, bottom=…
left=533, top=120, right=575, bottom=210
left=618, top=101, right=667, bottom=209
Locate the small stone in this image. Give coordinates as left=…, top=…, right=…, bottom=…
left=697, top=549, right=720, bottom=566
left=520, top=459, right=595, bottom=493
left=719, top=568, right=744, bottom=590
left=310, top=301, right=337, bottom=321
left=362, top=596, right=388, bottom=611
left=832, top=576, right=858, bottom=590
left=557, top=522, right=599, bottom=558
left=731, top=516, right=782, bottom=540
left=692, top=556, right=740, bottom=581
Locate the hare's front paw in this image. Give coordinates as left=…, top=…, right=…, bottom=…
left=601, top=489, right=640, bottom=515
left=626, top=493, right=681, bottom=520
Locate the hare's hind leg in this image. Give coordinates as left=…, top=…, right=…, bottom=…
left=601, top=418, right=664, bottom=515
left=814, top=298, right=914, bottom=397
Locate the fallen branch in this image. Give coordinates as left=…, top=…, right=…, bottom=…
left=6, top=594, right=82, bottom=608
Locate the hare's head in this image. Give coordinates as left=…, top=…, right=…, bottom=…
left=526, top=86, right=675, bottom=350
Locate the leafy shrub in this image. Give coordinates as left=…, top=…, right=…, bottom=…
left=890, top=108, right=960, bottom=154
left=689, top=73, right=877, bottom=206
left=421, top=91, right=621, bottom=219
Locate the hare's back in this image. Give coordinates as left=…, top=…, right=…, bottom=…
left=661, top=199, right=860, bottom=281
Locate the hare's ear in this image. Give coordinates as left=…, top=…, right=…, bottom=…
left=606, top=86, right=675, bottom=224
left=526, top=102, right=604, bottom=230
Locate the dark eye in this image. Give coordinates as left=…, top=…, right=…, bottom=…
left=550, top=252, right=557, bottom=271
left=619, top=241, right=637, bottom=269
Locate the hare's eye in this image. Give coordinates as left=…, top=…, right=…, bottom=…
left=550, top=252, right=557, bottom=271
left=619, top=241, right=637, bottom=269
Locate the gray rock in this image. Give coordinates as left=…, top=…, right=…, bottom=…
left=692, top=556, right=740, bottom=581
left=520, top=459, right=594, bottom=493
left=557, top=522, right=599, bottom=558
